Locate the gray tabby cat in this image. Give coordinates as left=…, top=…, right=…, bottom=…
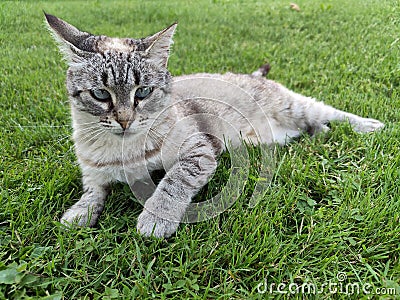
left=45, top=13, right=384, bottom=238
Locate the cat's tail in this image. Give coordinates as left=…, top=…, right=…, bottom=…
left=251, top=63, right=271, bottom=77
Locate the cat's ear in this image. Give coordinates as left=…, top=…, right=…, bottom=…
left=143, top=23, right=177, bottom=68
left=44, top=13, right=95, bottom=63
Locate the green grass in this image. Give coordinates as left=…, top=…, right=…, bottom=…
left=1, top=0, right=399, bottom=299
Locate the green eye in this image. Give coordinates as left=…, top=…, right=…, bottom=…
left=91, top=89, right=111, bottom=101
left=135, top=86, right=153, bottom=100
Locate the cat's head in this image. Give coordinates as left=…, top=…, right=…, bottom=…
left=45, top=13, right=177, bottom=136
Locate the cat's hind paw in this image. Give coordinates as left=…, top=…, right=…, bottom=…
left=352, top=118, right=384, bottom=133
left=136, top=209, right=180, bottom=238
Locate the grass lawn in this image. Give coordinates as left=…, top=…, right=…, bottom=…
left=1, top=0, right=399, bottom=299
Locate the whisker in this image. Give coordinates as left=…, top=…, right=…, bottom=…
left=148, top=127, right=182, bottom=151
left=77, top=128, right=106, bottom=146
left=75, top=127, right=103, bottom=142
left=74, top=121, right=101, bottom=126
left=74, top=127, right=100, bottom=140
left=73, top=123, right=108, bottom=134
left=74, top=126, right=100, bottom=135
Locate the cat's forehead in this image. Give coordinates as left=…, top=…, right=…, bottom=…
left=96, top=36, right=138, bottom=53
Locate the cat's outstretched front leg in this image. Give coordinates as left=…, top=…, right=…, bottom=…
left=61, top=169, right=110, bottom=227
left=137, top=134, right=221, bottom=238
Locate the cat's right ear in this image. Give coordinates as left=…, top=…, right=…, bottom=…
left=44, top=13, right=95, bottom=63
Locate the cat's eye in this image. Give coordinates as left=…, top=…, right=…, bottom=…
left=90, top=89, right=111, bottom=102
left=135, top=86, right=153, bottom=100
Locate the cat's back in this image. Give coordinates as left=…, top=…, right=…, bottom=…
left=169, top=72, right=287, bottom=145
left=171, top=72, right=290, bottom=116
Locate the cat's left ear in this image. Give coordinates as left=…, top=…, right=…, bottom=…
left=143, top=23, right=177, bottom=68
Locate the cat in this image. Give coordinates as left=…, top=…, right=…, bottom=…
left=45, top=13, right=384, bottom=238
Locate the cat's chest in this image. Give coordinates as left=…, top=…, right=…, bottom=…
left=74, top=132, right=163, bottom=182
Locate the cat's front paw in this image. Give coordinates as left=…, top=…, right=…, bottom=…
left=137, top=209, right=180, bottom=238
left=352, top=118, right=384, bottom=133
left=60, top=203, right=102, bottom=228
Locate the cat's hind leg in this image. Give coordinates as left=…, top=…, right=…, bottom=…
left=342, top=114, right=384, bottom=133
left=312, top=101, right=383, bottom=133
left=287, top=93, right=384, bottom=135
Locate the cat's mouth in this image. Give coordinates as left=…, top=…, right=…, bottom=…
left=106, top=123, right=148, bottom=137
left=108, top=129, right=134, bottom=137
left=113, top=131, right=134, bottom=137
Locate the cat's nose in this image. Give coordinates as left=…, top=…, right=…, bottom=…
left=117, top=119, right=132, bottom=130
left=113, top=107, right=134, bottom=130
